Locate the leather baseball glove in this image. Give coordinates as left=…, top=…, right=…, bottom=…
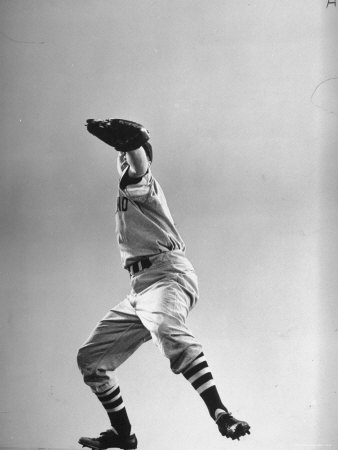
left=86, top=118, right=150, bottom=152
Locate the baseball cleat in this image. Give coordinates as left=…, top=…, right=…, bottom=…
left=215, top=409, right=251, bottom=440
left=78, top=429, right=137, bottom=449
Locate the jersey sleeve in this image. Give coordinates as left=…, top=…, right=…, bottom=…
left=119, top=164, right=153, bottom=199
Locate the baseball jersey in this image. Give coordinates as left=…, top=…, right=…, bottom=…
left=115, top=160, right=186, bottom=268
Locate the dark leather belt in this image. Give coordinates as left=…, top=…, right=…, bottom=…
left=127, top=257, right=152, bottom=276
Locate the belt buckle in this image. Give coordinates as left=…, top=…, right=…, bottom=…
left=129, top=261, right=140, bottom=277
left=129, top=264, right=135, bottom=276
left=129, top=258, right=150, bottom=276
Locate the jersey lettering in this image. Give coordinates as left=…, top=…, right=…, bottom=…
left=117, top=196, right=129, bottom=212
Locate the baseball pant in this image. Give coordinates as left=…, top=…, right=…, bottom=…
left=77, top=251, right=203, bottom=393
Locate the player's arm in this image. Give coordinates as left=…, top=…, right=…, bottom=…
left=86, top=118, right=151, bottom=181
left=125, top=147, right=149, bottom=178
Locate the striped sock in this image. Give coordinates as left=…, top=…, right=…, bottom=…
left=95, top=385, right=131, bottom=437
left=182, top=352, right=227, bottom=419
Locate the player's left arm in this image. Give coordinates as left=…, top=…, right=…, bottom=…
left=125, top=147, right=149, bottom=178
left=119, top=146, right=152, bottom=191
left=86, top=118, right=151, bottom=183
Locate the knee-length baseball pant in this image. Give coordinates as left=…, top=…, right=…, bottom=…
left=77, top=252, right=203, bottom=393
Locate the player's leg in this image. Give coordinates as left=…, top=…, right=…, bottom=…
left=134, top=270, right=250, bottom=440
left=181, top=352, right=250, bottom=440
left=135, top=273, right=225, bottom=413
left=77, top=297, right=151, bottom=448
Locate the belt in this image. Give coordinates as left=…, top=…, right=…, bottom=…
left=127, top=257, right=152, bottom=276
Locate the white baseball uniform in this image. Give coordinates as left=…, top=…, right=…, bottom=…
left=77, top=158, right=203, bottom=393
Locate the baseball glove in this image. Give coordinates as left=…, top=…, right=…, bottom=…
left=86, top=118, right=150, bottom=152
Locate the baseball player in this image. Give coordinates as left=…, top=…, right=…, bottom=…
left=77, top=119, right=250, bottom=450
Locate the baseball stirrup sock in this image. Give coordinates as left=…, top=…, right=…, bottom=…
left=182, top=352, right=227, bottom=419
left=96, top=385, right=131, bottom=437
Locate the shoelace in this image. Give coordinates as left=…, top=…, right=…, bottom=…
left=99, top=430, right=116, bottom=438
left=215, top=411, right=233, bottom=424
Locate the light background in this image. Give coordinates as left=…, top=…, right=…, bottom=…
left=1, top=1, right=337, bottom=450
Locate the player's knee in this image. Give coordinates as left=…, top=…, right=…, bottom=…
left=157, top=320, right=173, bottom=340
left=157, top=317, right=188, bottom=342
left=77, top=345, right=90, bottom=373
left=157, top=322, right=187, bottom=354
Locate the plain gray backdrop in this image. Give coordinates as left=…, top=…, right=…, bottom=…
left=1, top=1, right=337, bottom=450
